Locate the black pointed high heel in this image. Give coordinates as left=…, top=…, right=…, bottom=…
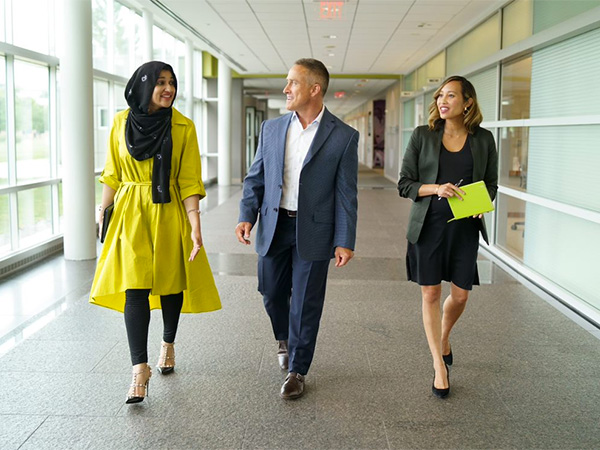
left=126, top=364, right=152, bottom=404
left=157, top=341, right=175, bottom=375
left=443, top=348, right=453, bottom=366
left=432, top=363, right=450, bottom=399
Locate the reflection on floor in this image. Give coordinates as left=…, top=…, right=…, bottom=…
left=1, top=166, right=599, bottom=449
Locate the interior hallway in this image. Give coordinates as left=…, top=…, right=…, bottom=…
left=1, top=166, right=599, bottom=449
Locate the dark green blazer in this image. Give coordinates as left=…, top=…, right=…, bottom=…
left=397, top=125, right=498, bottom=245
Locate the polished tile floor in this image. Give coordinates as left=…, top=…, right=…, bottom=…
left=1, top=166, right=599, bottom=449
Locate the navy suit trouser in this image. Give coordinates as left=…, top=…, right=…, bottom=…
left=258, top=212, right=330, bottom=376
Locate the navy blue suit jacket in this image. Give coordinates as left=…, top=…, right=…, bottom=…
left=239, top=107, right=359, bottom=261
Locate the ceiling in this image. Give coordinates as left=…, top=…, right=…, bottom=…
left=145, top=0, right=507, bottom=116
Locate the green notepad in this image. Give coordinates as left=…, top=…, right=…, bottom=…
left=447, top=180, right=494, bottom=222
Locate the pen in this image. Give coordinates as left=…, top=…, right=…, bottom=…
left=438, top=178, right=463, bottom=200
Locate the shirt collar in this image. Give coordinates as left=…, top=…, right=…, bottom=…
left=291, top=105, right=325, bottom=128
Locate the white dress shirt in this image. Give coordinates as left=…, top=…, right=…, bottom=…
left=280, top=107, right=325, bottom=211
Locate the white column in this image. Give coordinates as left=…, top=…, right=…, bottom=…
left=61, top=0, right=96, bottom=260
left=218, top=59, right=232, bottom=186
left=185, top=39, right=194, bottom=119
left=143, top=9, right=153, bottom=62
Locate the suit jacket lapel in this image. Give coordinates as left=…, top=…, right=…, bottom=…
left=276, top=114, right=293, bottom=173
left=303, top=108, right=335, bottom=168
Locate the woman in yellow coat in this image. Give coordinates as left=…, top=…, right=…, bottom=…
left=90, top=61, right=221, bottom=404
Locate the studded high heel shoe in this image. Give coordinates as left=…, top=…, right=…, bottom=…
left=126, top=363, right=152, bottom=404
left=157, top=341, right=175, bottom=374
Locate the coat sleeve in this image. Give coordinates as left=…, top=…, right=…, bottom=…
left=238, top=120, right=266, bottom=225
left=333, top=129, right=359, bottom=250
left=178, top=120, right=206, bottom=201
left=99, top=114, right=123, bottom=192
left=397, top=127, right=424, bottom=201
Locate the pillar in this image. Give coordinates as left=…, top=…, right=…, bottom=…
left=61, top=0, right=96, bottom=260
left=218, top=59, right=231, bottom=185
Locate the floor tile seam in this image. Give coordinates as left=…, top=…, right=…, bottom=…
left=17, top=413, right=50, bottom=449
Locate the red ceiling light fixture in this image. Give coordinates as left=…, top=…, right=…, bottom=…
left=320, top=1, right=344, bottom=20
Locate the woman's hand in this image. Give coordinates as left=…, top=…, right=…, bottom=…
left=436, top=183, right=466, bottom=200
left=189, top=227, right=203, bottom=262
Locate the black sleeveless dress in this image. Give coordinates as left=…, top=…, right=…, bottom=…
left=406, top=139, right=480, bottom=290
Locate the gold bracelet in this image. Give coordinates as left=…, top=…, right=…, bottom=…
left=187, top=209, right=200, bottom=215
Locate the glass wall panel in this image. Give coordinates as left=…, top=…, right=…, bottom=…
left=523, top=203, right=599, bottom=311
left=0, top=194, right=9, bottom=254
left=0, top=56, right=7, bottom=187
left=93, top=79, right=110, bottom=171
left=530, top=27, right=600, bottom=118
left=528, top=125, right=600, bottom=213
left=58, top=181, right=63, bottom=233
left=403, top=71, right=415, bottom=92
left=114, top=1, right=135, bottom=76
left=0, top=0, right=5, bottom=43
left=469, top=68, right=497, bottom=123
left=92, top=0, right=109, bottom=72
left=533, top=0, right=600, bottom=33
left=17, top=186, right=52, bottom=247
left=447, top=13, right=501, bottom=75
left=502, top=0, right=532, bottom=48
left=402, top=99, right=414, bottom=129
left=115, top=82, right=127, bottom=114
left=496, top=193, right=525, bottom=260
left=498, top=127, right=528, bottom=191
left=14, top=60, right=50, bottom=183
left=500, top=56, right=531, bottom=120
left=13, top=0, right=50, bottom=54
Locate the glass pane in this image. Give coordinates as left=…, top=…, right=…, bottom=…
left=14, top=60, right=50, bottom=183
left=528, top=125, right=600, bottom=213
left=0, top=194, right=9, bottom=254
left=133, top=12, right=144, bottom=72
left=498, top=127, right=528, bottom=191
left=496, top=193, right=525, bottom=260
left=533, top=0, right=600, bottom=33
left=92, top=0, right=109, bottom=71
left=524, top=202, right=600, bottom=311
left=500, top=56, right=531, bottom=120
left=13, top=0, right=50, bottom=54
left=93, top=79, right=110, bottom=171
left=115, top=82, right=127, bottom=113
left=502, top=0, right=532, bottom=48
left=153, top=26, right=165, bottom=61
left=0, top=0, right=5, bottom=43
left=114, top=1, right=132, bottom=76
left=447, top=13, right=501, bottom=75
left=402, top=100, right=414, bottom=129
left=530, top=28, right=600, bottom=118
left=58, top=181, right=63, bottom=233
left=0, top=56, right=7, bottom=187
left=18, top=186, right=52, bottom=247
left=194, top=50, right=203, bottom=98
left=469, top=68, right=497, bottom=123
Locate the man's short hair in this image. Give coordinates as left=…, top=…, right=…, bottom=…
left=294, top=58, right=329, bottom=96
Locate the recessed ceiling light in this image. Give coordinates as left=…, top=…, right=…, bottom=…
left=328, top=53, right=335, bottom=57
left=323, top=35, right=337, bottom=39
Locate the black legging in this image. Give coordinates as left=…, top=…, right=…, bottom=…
left=124, top=289, right=184, bottom=365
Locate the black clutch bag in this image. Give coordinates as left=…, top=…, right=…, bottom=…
left=100, top=203, right=114, bottom=243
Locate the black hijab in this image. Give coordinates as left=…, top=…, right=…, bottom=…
left=124, top=61, right=178, bottom=203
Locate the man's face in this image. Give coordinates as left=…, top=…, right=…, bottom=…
left=283, top=64, right=317, bottom=112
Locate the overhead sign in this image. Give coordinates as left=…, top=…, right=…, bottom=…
left=320, top=2, right=344, bottom=19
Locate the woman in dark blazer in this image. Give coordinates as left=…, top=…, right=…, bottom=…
left=398, top=75, right=498, bottom=398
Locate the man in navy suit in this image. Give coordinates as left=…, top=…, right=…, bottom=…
left=235, top=58, right=359, bottom=399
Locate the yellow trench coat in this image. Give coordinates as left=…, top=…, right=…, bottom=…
left=89, top=108, right=221, bottom=314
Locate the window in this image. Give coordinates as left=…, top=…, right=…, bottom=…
left=13, top=0, right=52, bottom=54
left=14, top=60, right=50, bottom=184
left=0, top=56, right=7, bottom=187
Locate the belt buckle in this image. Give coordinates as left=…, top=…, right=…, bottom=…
left=287, top=210, right=297, bottom=218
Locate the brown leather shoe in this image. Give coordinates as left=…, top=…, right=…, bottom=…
left=280, top=372, right=304, bottom=400
left=277, top=340, right=288, bottom=370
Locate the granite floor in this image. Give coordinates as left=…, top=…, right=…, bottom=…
left=1, top=166, right=599, bottom=449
